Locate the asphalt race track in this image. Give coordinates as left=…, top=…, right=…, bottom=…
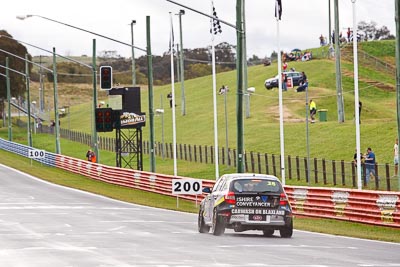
left=0, top=164, right=399, bottom=267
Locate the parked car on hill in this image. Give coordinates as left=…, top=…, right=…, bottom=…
left=198, top=173, right=293, bottom=237
left=264, top=71, right=303, bottom=89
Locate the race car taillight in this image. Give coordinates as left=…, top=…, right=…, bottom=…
left=279, top=192, right=289, bottom=206
left=225, top=191, right=236, bottom=204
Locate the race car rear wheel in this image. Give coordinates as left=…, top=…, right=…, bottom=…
left=212, top=209, right=225, bottom=236
left=198, top=209, right=210, bottom=233
left=279, top=221, right=293, bottom=238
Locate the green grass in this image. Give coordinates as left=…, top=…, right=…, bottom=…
left=0, top=147, right=398, bottom=243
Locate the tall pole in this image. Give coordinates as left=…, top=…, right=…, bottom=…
left=211, top=22, right=220, bottom=179
left=236, top=0, right=245, bottom=173
left=92, top=40, right=98, bottom=161
left=176, top=44, right=180, bottom=82
left=334, top=0, right=345, bottom=122
left=395, top=0, right=400, bottom=190
left=131, top=20, right=136, bottom=86
left=147, top=16, right=156, bottom=173
left=160, top=94, right=165, bottom=160
left=170, top=12, right=178, bottom=176
left=39, top=55, right=45, bottom=112
left=305, top=88, right=310, bottom=185
left=224, top=90, right=229, bottom=167
left=328, top=0, right=332, bottom=44
left=276, top=2, right=285, bottom=185
left=25, top=54, right=32, bottom=147
left=6, top=57, right=12, bottom=141
left=178, top=10, right=186, bottom=116
left=243, top=5, right=249, bottom=119
left=352, top=0, right=361, bottom=189
left=52, top=48, right=61, bottom=154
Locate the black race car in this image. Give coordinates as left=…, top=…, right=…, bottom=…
left=198, top=173, right=293, bottom=237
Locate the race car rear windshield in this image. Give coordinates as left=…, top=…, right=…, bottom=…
left=231, top=179, right=281, bottom=193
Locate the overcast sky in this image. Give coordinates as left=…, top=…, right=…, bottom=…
left=1, top=0, right=395, bottom=59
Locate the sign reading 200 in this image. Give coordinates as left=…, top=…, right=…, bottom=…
left=172, top=179, right=202, bottom=195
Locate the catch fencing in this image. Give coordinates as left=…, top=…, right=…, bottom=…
left=1, top=138, right=399, bottom=228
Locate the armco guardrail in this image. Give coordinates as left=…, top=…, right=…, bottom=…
left=1, top=138, right=399, bottom=228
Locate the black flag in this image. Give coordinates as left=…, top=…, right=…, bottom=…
left=169, top=14, right=175, bottom=54
left=275, top=0, right=282, bottom=20
left=210, top=5, right=222, bottom=35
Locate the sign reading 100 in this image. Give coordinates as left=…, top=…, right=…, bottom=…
left=28, top=149, right=46, bottom=159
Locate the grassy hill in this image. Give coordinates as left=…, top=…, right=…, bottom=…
left=25, top=40, right=397, bottom=169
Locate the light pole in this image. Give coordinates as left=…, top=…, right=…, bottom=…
left=177, top=9, right=186, bottom=116
left=0, top=58, right=11, bottom=140
left=130, top=20, right=136, bottom=86
left=224, top=89, right=229, bottom=167
left=17, top=14, right=156, bottom=172
left=395, top=0, right=400, bottom=191
left=351, top=0, right=362, bottom=189
left=5, top=57, right=11, bottom=141
left=305, top=88, right=311, bottom=185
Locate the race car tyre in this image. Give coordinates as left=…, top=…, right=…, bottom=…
left=198, top=209, right=210, bottom=233
left=279, top=221, right=293, bottom=238
left=212, top=209, right=225, bottom=236
left=262, top=229, right=274, bottom=237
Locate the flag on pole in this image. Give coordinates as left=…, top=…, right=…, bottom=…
left=275, top=0, right=282, bottom=20
left=169, top=13, right=175, bottom=54
left=210, top=3, right=222, bottom=35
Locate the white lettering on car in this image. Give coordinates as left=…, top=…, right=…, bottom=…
left=232, top=209, right=285, bottom=215
left=236, top=202, right=271, bottom=207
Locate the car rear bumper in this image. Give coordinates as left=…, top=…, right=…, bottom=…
left=229, top=214, right=286, bottom=226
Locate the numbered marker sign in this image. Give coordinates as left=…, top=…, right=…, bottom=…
left=172, top=179, right=202, bottom=195
left=28, top=149, right=46, bottom=159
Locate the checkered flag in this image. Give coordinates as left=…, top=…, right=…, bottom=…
left=275, top=0, right=282, bottom=20
left=210, top=5, right=222, bottom=35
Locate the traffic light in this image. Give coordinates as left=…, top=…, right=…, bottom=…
left=100, top=66, right=112, bottom=90
left=104, top=108, right=113, bottom=131
left=95, top=108, right=113, bottom=132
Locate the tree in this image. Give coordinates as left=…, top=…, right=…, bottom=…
left=357, top=21, right=394, bottom=41
left=0, top=30, right=32, bottom=100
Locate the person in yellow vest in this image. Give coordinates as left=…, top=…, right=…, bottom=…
left=310, top=99, right=317, bottom=123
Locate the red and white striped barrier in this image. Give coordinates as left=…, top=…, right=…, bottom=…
left=56, top=155, right=400, bottom=228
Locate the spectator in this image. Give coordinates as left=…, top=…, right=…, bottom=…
left=282, top=61, right=288, bottom=72
left=167, top=92, right=173, bottom=108
left=296, top=81, right=309, bottom=92
left=300, top=71, right=307, bottom=84
left=281, top=73, right=287, bottom=91
left=219, top=85, right=227, bottom=95
left=347, top=27, right=351, bottom=42
left=329, top=45, right=335, bottom=58
left=309, top=99, right=317, bottom=123
left=394, top=138, right=398, bottom=177
left=50, top=120, right=55, bottom=134
left=364, top=147, right=376, bottom=184
left=319, top=34, right=325, bottom=46
left=359, top=101, right=362, bottom=123
left=86, top=149, right=96, bottom=162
